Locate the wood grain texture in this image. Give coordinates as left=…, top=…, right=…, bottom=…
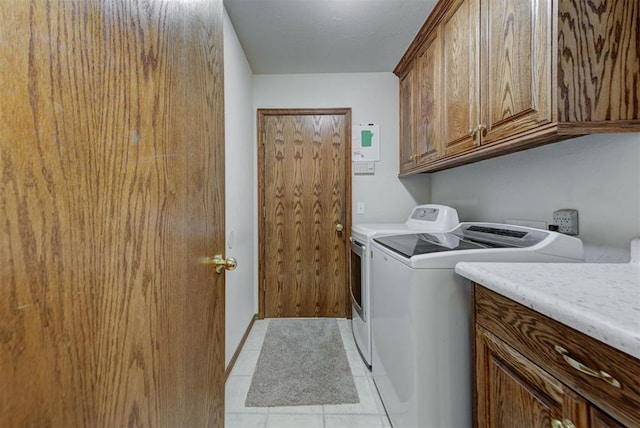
left=558, top=0, right=640, bottom=122
left=474, top=285, right=640, bottom=427
left=441, top=0, right=480, bottom=156
left=394, top=0, right=456, bottom=76
left=563, top=388, right=591, bottom=428
left=475, top=327, right=565, bottom=428
left=0, top=1, right=225, bottom=426
left=481, top=0, right=554, bottom=145
left=416, top=32, right=442, bottom=162
left=399, top=67, right=417, bottom=173
left=396, top=0, right=639, bottom=177
left=259, top=109, right=350, bottom=318
left=590, top=407, right=626, bottom=428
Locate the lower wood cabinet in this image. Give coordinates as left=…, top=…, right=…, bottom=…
left=473, top=284, right=639, bottom=427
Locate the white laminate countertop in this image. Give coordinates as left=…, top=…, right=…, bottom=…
left=455, top=261, right=640, bottom=359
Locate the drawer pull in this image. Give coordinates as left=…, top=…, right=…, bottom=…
left=551, top=419, right=576, bottom=428
left=554, top=345, right=621, bottom=388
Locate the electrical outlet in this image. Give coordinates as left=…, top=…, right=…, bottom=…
left=553, top=209, right=579, bottom=235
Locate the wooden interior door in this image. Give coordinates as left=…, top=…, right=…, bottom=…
left=0, top=1, right=225, bottom=426
left=259, top=109, right=351, bottom=318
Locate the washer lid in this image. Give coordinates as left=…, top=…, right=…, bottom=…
left=374, top=233, right=513, bottom=258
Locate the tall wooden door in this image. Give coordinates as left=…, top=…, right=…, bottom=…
left=259, top=109, right=351, bottom=318
left=0, top=1, right=226, bottom=426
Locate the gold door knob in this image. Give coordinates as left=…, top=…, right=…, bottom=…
left=200, top=254, right=238, bottom=273
left=336, top=224, right=344, bottom=232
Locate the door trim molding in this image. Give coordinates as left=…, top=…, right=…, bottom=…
left=257, top=108, right=352, bottom=319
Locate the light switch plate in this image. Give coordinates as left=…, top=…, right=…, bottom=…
left=353, top=162, right=375, bottom=175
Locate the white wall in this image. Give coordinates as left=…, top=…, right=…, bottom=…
left=224, top=9, right=256, bottom=367
left=253, top=73, right=431, bottom=224
left=431, top=133, right=640, bottom=262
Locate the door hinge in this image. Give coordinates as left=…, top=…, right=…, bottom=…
left=262, top=278, right=266, bottom=291
left=263, top=205, right=266, bottom=218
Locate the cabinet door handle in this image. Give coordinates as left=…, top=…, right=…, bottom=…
left=468, top=124, right=486, bottom=137
left=551, top=418, right=576, bottom=428
left=554, top=345, right=621, bottom=388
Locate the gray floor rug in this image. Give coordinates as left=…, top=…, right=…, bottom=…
left=245, top=318, right=360, bottom=407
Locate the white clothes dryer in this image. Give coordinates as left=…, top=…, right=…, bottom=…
left=349, top=204, right=459, bottom=367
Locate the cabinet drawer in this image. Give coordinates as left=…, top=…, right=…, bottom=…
left=474, top=285, right=640, bottom=427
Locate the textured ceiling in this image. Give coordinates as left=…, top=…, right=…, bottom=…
left=223, top=0, right=438, bottom=74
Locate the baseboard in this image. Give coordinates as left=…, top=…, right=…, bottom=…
left=225, top=314, right=258, bottom=380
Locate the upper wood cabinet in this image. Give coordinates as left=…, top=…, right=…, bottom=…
left=399, top=32, right=442, bottom=174
left=416, top=32, right=442, bottom=163
left=480, top=0, right=553, bottom=146
left=441, top=0, right=480, bottom=156
left=395, top=0, right=640, bottom=175
left=399, top=66, right=417, bottom=173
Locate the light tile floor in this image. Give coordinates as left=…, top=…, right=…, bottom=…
left=225, top=318, right=391, bottom=428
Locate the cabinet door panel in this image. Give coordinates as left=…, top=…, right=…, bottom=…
left=475, top=285, right=640, bottom=427
left=399, top=67, right=417, bottom=173
left=481, top=0, right=553, bottom=144
left=558, top=0, right=639, bottom=123
left=416, top=33, right=441, bottom=163
left=476, top=327, right=564, bottom=427
left=590, top=407, right=626, bottom=428
left=441, top=0, right=480, bottom=156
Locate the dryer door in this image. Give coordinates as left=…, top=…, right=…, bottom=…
left=349, top=238, right=366, bottom=318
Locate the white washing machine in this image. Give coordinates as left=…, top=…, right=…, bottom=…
left=370, top=223, right=584, bottom=428
left=350, top=205, right=459, bottom=367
